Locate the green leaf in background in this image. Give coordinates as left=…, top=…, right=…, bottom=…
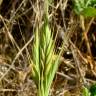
left=73, top=0, right=85, bottom=15
left=90, top=0, right=96, bottom=7
left=81, top=7, right=96, bottom=17
left=82, top=86, right=90, bottom=96
left=73, top=0, right=96, bottom=17
left=90, top=83, right=96, bottom=96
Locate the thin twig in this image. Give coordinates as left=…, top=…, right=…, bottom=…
left=0, top=35, right=34, bottom=82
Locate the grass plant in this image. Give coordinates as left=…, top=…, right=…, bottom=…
left=30, top=0, right=63, bottom=96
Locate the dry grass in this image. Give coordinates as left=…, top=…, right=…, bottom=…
left=0, top=0, right=96, bottom=96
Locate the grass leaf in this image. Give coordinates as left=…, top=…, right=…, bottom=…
left=82, top=86, right=90, bottom=96
left=90, top=83, right=96, bottom=96
left=81, top=7, right=96, bottom=17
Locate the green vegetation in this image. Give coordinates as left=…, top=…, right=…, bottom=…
left=73, top=0, right=96, bottom=17
left=90, top=83, right=96, bottom=96
left=30, top=0, right=63, bottom=96
left=82, top=84, right=96, bottom=96
left=82, top=86, right=90, bottom=96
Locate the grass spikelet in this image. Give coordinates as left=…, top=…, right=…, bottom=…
left=30, top=0, right=63, bottom=96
